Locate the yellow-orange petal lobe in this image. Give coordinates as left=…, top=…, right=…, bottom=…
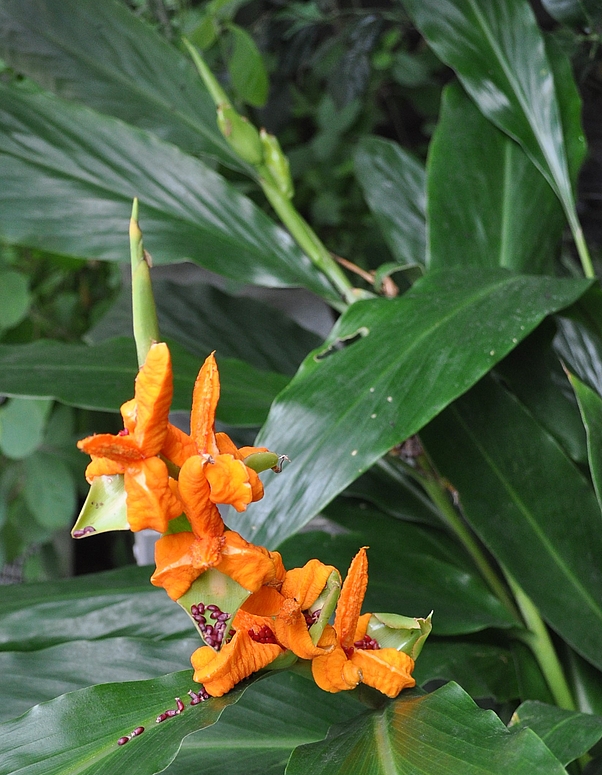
left=77, top=432, right=145, bottom=464
left=205, top=455, right=253, bottom=512
left=151, top=532, right=224, bottom=600
left=161, top=424, right=197, bottom=468
left=241, top=586, right=285, bottom=617
left=84, top=456, right=124, bottom=482
left=178, top=455, right=224, bottom=538
left=132, top=342, right=173, bottom=456
left=312, top=642, right=361, bottom=693
left=120, top=398, right=137, bottom=434
left=190, top=353, right=220, bottom=458
left=354, top=613, right=372, bottom=643
left=274, top=598, right=329, bottom=659
left=335, top=547, right=369, bottom=651
left=217, top=531, right=279, bottom=592
left=191, top=630, right=282, bottom=697
left=281, top=559, right=340, bottom=611
left=123, top=457, right=182, bottom=532
left=351, top=648, right=415, bottom=698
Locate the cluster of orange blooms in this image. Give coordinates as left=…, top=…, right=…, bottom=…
left=76, top=342, right=418, bottom=699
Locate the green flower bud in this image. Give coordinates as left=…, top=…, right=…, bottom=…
left=217, top=104, right=264, bottom=166
left=308, top=569, right=342, bottom=644
left=243, top=451, right=280, bottom=473
left=366, top=611, right=432, bottom=659
left=260, top=129, right=294, bottom=199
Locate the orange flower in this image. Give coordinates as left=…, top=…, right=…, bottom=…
left=77, top=342, right=182, bottom=532
left=311, top=548, right=416, bottom=698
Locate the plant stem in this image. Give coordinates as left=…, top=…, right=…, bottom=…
left=568, top=211, right=595, bottom=279
left=130, top=198, right=160, bottom=366
left=507, top=575, right=576, bottom=711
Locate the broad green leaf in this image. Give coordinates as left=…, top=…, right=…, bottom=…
left=414, top=641, right=520, bottom=702
left=226, top=24, right=269, bottom=107
left=0, top=0, right=241, bottom=167
left=568, top=371, right=602, bottom=509
left=0, top=338, right=288, bottom=426
left=567, top=649, right=602, bottom=716
left=278, top=503, right=516, bottom=635
left=404, top=0, right=586, bottom=239
left=286, top=682, right=567, bottom=775
left=23, top=451, right=77, bottom=529
left=0, top=84, right=339, bottom=301
left=0, top=670, right=257, bottom=775
left=542, top=0, right=600, bottom=25
left=0, top=637, right=198, bottom=722
left=354, top=136, right=426, bottom=266
left=0, top=397, right=52, bottom=460
left=164, top=672, right=363, bottom=775
left=0, top=269, right=31, bottom=329
left=421, top=375, right=602, bottom=672
left=427, top=84, right=563, bottom=274
left=511, top=641, right=555, bottom=705
left=228, top=269, right=590, bottom=547
left=511, top=700, right=602, bottom=766
left=555, top=286, right=602, bottom=397
left=86, top=278, right=322, bottom=376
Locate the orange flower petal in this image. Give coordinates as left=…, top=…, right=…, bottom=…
left=205, top=454, right=253, bottom=512
left=191, top=630, right=282, bottom=697
left=151, top=531, right=225, bottom=600
left=123, top=457, right=182, bottom=533
left=312, top=640, right=361, bottom=693
left=84, top=456, right=124, bottom=482
left=190, top=353, right=220, bottom=457
left=354, top=613, right=372, bottom=642
left=335, top=547, right=369, bottom=651
left=351, top=648, right=415, bottom=698
left=161, top=424, right=197, bottom=468
left=241, top=586, right=285, bottom=617
left=215, top=432, right=241, bottom=459
left=132, top=342, right=173, bottom=456
left=216, top=531, right=279, bottom=592
left=178, top=456, right=224, bottom=538
left=268, top=551, right=287, bottom=584
left=232, top=607, right=273, bottom=632
left=247, top=468, right=264, bottom=502
left=238, top=445, right=269, bottom=458
left=281, top=559, right=340, bottom=611
left=274, top=598, right=329, bottom=659
left=77, top=433, right=144, bottom=464
left=120, top=398, right=137, bottom=434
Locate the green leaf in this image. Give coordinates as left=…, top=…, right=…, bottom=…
left=404, top=0, right=585, bottom=236
left=228, top=269, right=590, bottom=547
left=0, top=270, right=31, bottom=329
left=421, top=375, right=602, bottom=672
left=0, top=338, right=288, bottom=426
left=568, top=371, right=602, bottom=510
left=542, top=0, right=599, bottom=26
left=0, top=397, right=52, bottom=460
left=0, top=0, right=241, bottom=167
left=164, top=672, right=363, bottom=775
left=0, top=84, right=338, bottom=302
left=86, top=278, right=322, bottom=377
left=226, top=24, right=269, bottom=107
left=511, top=641, right=555, bottom=705
left=414, top=641, right=520, bottom=702
left=278, top=503, right=515, bottom=635
left=0, top=670, right=257, bottom=775
left=354, top=136, right=426, bottom=266
left=427, top=84, right=563, bottom=274
left=23, top=451, right=77, bottom=529
left=511, top=700, right=602, bottom=766
left=554, top=286, right=602, bottom=396
left=286, top=682, right=567, bottom=775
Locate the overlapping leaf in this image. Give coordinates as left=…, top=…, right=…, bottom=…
left=568, top=371, right=602, bottom=510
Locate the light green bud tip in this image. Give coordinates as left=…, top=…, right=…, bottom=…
left=217, top=104, right=264, bottom=166
left=243, top=451, right=280, bottom=473
left=260, top=129, right=294, bottom=199
left=367, top=611, right=433, bottom=660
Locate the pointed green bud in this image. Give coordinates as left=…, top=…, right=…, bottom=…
left=243, top=451, right=280, bottom=473
left=308, top=569, right=342, bottom=644
left=130, top=198, right=160, bottom=367
left=366, top=611, right=432, bottom=660
left=71, top=474, right=128, bottom=538
left=217, top=104, right=264, bottom=166
left=260, top=129, right=294, bottom=199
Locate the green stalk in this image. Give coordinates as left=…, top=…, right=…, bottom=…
left=570, top=214, right=595, bottom=279
left=130, top=198, right=160, bottom=367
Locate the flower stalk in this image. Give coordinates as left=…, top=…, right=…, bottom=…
left=130, top=198, right=160, bottom=367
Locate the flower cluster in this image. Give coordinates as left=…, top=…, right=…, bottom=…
left=76, top=342, right=430, bottom=699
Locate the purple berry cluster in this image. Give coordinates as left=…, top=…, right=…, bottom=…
left=190, top=601, right=231, bottom=649
left=354, top=634, right=380, bottom=651
left=117, top=726, right=145, bottom=745
left=188, top=688, right=210, bottom=705
left=304, top=608, right=322, bottom=627
left=72, top=525, right=96, bottom=539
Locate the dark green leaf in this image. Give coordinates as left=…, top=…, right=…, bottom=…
left=0, top=670, right=256, bottom=775
left=568, top=371, right=602, bottom=509
left=421, top=375, right=602, bottom=672
left=511, top=700, right=602, bottom=765
left=226, top=24, right=269, bottom=107
left=511, top=641, right=555, bottom=705
left=555, top=286, right=602, bottom=397
left=286, top=682, right=567, bottom=775
left=542, top=0, right=600, bottom=26
left=23, top=451, right=77, bottom=529
left=278, top=503, right=515, bottom=635
left=427, top=84, right=563, bottom=274
left=567, top=649, right=602, bottom=716
left=0, top=397, right=52, bottom=460
left=0, top=338, right=288, bottom=426
left=0, top=270, right=31, bottom=329
left=0, top=0, right=240, bottom=167
left=228, top=269, right=590, bottom=547
left=354, top=136, right=426, bottom=266
left=0, top=84, right=338, bottom=301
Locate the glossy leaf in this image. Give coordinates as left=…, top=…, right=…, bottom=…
left=0, top=338, right=288, bottom=427
left=0, top=670, right=256, bottom=775
left=0, top=397, right=52, bottom=460
left=568, top=371, right=602, bottom=510
left=567, top=649, right=602, bottom=716
left=404, top=0, right=586, bottom=233
left=226, top=24, right=269, bottom=107
left=354, top=136, right=426, bottom=266
left=0, top=0, right=241, bottom=166
left=555, top=286, right=602, bottom=397
left=427, top=84, right=563, bottom=274
left=228, top=269, right=590, bottom=547
left=286, top=682, right=567, bottom=775
left=0, top=84, right=338, bottom=301
left=542, top=0, right=599, bottom=25
left=511, top=700, right=602, bottom=765
left=421, top=375, right=602, bottom=672
left=278, top=502, right=515, bottom=635
left=86, top=278, right=322, bottom=376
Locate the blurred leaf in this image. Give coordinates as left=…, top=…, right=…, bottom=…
left=354, top=136, right=426, bottom=266
left=555, top=286, right=602, bottom=396
left=568, top=371, right=602, bottom=511
left=0, top=338, right=288, bottom=427
left=0, top=84, right=339, bottom=302
left=226, top=24, right=269, bottom=107
left=422, top=375, right=602, bottom=672
left=286, top=682, right=566, bottom=775
left=427, top=84, right=563, bottom=274
left=0, top=397, right=52, bottom=460
left=0, top=270, right=31, bottom=330
left=327, top=16, right=382, bottom=108
left=511, top=701, right=602, bottom=765
left=511, top=641, right=555, bottom=705
left=567, top=649, right=602, bottom=716
left=228, top=270, right=590, bottom=547
left=542, top=0, right=600, bottom=25
left=0, top=0, right=240, bottom=167
left=23, top=451, right=77, bottom=529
